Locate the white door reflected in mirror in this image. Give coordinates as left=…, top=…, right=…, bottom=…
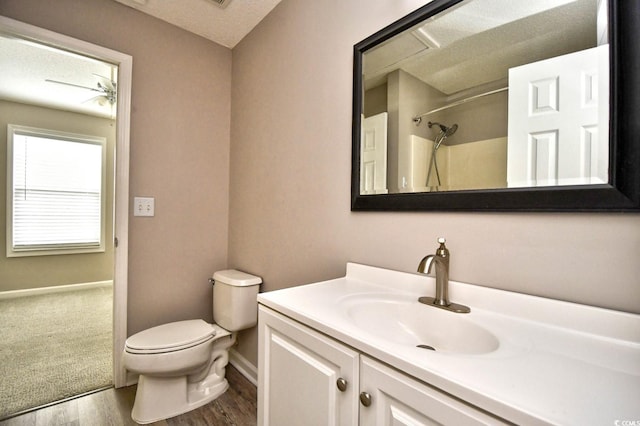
left=507, top=45, right=609, bottom=188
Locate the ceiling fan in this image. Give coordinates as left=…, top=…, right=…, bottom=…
left=45, top=73, right=117, bottom=106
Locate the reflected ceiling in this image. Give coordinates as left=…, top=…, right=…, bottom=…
left=363, top=0, right=597, bottom=94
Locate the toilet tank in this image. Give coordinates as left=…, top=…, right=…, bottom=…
left=212, top=269, right=262, bottom=331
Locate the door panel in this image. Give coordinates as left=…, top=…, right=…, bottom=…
left=361, top=112, right=388, bottom=194
left=507, top=45, right=609, bottom=187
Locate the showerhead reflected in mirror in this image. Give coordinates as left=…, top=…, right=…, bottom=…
left=428, top=122, right=457, bottom=139
left=352, top=0, right=640, bottom=212
left=425, top=121, right=458, bottom=190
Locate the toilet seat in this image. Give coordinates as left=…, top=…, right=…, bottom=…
left=125, top=319, right=216, bottom=354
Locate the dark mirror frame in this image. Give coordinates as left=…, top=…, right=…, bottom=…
left=351, top=0, right=640, bottom=212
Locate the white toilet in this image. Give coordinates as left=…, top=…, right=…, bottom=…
left=122, top=269, right=262, bottom=424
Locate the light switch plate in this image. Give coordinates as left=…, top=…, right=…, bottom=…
left=134, top=197, right=155, bottom=217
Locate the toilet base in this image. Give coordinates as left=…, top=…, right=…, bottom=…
left=129, top=329, right=236, bottom=424
left=131, top=374, right=229, bottom=424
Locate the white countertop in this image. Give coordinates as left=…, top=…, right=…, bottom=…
left=257, top=263, right=640, bottom=425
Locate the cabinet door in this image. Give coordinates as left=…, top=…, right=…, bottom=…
left=359, top=356, right=506, bottom=426
left=258, top=306, right=359, bottom=426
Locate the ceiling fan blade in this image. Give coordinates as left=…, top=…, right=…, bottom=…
left=92, top=73, right=116, bottom=91
left=45, top=79, right=100, bottom=92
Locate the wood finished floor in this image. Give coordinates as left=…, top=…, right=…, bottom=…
left=0, top=365, right=257, bottom=426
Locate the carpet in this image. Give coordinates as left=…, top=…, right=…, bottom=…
left=0, top=286, right=112, bottom=419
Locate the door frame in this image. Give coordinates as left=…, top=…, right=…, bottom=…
left=0, top=16, right=131, bottom=387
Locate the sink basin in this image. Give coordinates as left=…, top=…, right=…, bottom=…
left=340, top=293, right=499, bottom=355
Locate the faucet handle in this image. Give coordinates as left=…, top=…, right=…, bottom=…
left=436, top=237, right=449, bottom=258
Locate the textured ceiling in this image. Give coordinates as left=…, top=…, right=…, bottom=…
left=112, top=0, right=283, bottom=48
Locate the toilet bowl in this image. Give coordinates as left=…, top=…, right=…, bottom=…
left=122, top=270, right=261, bottom=424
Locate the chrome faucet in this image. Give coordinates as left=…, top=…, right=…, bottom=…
left=417, top=237, right=470, bottom=313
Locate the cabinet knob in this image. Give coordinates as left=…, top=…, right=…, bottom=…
left=359, top=392, right=372, bottom=407
left=336, top=378, right=348, bottom=392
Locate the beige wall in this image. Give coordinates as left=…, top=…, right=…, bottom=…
left=0, top=100, right=115, bottom=290
left=444, top=91, right=508, bottom=146
left=363, top=84, right=386, bottom=118
left=445, top=137, right=508, bottom=190
left=0, top=0, right=232, bottom=334
left=391, top=69, right=445, bottom=192
left=229, top=0, right=640, bottom=367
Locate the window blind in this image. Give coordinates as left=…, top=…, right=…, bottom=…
left=11, top=132, right=103, bottom=251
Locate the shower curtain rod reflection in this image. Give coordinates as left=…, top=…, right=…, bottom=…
left=413, top=86, right=508, bottom=125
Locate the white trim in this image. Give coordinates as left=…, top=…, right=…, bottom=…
left=229, top=348, right=258, bottom=386
left=0, top=280, right=113, bottom=300
left=112, top=40, right=132, bottom=391
left=0, top=16, right=132, bottom=388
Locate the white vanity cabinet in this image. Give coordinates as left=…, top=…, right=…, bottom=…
left=258, top=305, right=359, bottom=426
left=258, top=305, right=505, bottom=426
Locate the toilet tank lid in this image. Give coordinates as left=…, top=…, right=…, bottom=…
left=213, top=269, right=262, bottom=286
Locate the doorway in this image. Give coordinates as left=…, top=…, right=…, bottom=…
left=0, top=16, right=131, bottom=417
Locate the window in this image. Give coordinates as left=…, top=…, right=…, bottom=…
left=6, top=125, right=106, bottom=257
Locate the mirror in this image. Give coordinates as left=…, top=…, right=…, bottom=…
left=351, top=0, right=640, bottom=211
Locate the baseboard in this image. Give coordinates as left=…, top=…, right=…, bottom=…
left=229, top=349, right=258, bottom=387
left=0, top=281, right=113, bottom=300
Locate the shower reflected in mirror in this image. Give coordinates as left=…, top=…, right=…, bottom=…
left=426, top=121, right=458, bottom=190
